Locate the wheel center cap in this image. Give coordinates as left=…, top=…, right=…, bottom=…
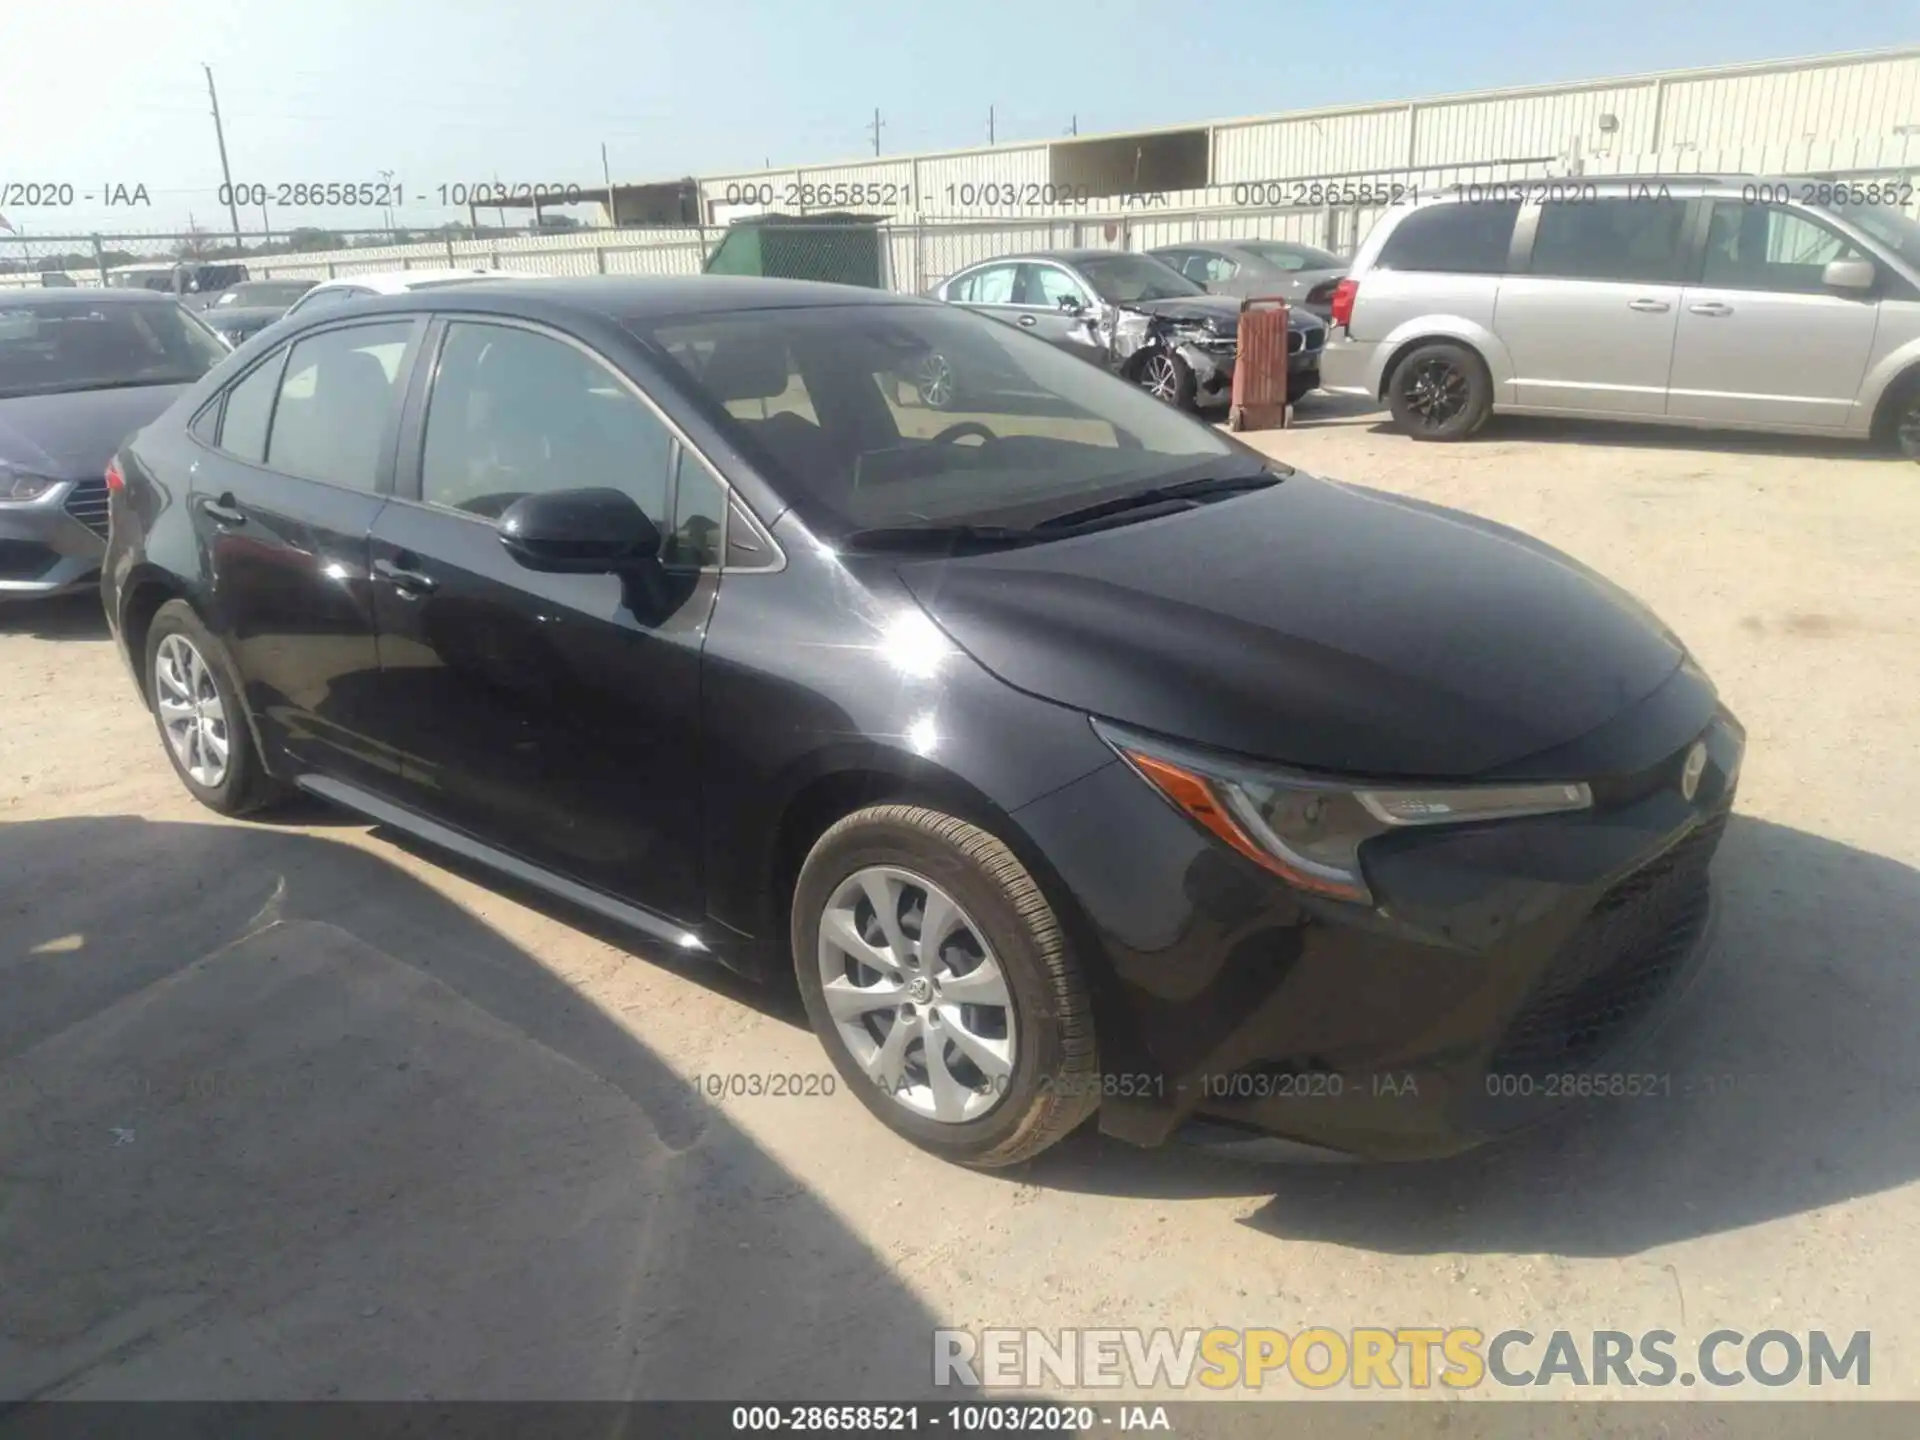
left=906, top=976, right=933, bottom=1004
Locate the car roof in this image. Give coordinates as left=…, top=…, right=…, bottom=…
left=289, top=274, right=935, bottom=323
left=306, top=268, right=520, bottom=294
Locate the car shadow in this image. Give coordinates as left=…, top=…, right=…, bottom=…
left=1025, top=814, right=1920, bottom=1259
left=0, top=814, right=995, bottom=1404
left=1362, top=412, right=1903, bottom=461
left=0, top=591, right=109, bottom=640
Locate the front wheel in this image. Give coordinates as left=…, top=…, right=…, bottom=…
left=1876, top=372, right=1920, bottom=458
left=792, top=804, right=1101, bottom=1167
left=1387, top=341, right=1491, bottom=441
left=1137, top=350, right=1197, bottom=410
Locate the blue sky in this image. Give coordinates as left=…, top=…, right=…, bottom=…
left=2, top=0, right=1914, bottom=235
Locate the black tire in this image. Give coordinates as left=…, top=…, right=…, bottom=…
left=1386, top=341, right=1491, bottom=442
left=1136, top=349, right=1197, bottom=410
left=792, top=804, right=1100, bottom=1168
left=143, top=599, right=289, bottom=816
left=1874, top=370, right=1920, bottom=459
left=1288, top=368, right=1321, bottom=405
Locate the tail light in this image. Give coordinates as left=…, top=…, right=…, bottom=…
left=105, top=458, right=125, bottom=493
left=1329, top=278, right=1358, bottom=329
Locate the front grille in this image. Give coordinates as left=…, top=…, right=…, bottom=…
left=1488, top=811, right=1727, bottom=1073
left=63, top=477, right=111, bottom=538
left=1300, top=326, right=1326, bottom=352
left=1287, top=330, right=1304, bottom=354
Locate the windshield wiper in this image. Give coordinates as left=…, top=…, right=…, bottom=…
left=842, top=522, right=1040, bottom=553
left=1030, top=471, right=1281, bottom=532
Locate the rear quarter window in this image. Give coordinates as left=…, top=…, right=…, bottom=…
left=1375, top=201, right=1521, bottom=275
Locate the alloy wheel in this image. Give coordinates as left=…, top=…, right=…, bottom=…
left=816, top=865, right=1016, bottom=1123
left=1141, top=354, right=1181, bottom=402
left=915, top=353, right=955, bottom=409
left=1402, top=357, right=1469, bottom=429
left=154, top=633, right=231, bottom=788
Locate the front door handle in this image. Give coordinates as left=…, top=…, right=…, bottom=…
left=203, top=495, right=246, bottom=526
left=1689, top=301, right=1734, bottom=317
left=1627, top=298, right=1671, bottom=313
left=374, top=557, right=438, bottom=596
left=1018, top=314, right=1038, bottom=327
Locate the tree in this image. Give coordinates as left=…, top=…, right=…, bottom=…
left=286, top=228, right=346, bottom=253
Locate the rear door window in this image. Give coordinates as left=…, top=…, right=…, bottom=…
left=1528, top=198, right=1690, bottom=284
left=265, top=322, right=413, bottom=490
left=1375, top=201, right=1521, bottom=274
left=949, top=264, right=1019, bottom=304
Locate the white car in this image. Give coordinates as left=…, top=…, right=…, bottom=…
left=279, top=268, right=524, bottom=321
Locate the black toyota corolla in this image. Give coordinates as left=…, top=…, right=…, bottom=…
left=101, top=276, right=1743, bottom=1167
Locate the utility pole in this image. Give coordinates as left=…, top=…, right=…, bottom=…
left=989, top=105, right=996, bottom=145
left=868, top=108, right=884, bottom=157
left=260, top=199, right=270, bottom=246
left=203, top=64, right=243, bottom=247
left=1069, top=114, right=1078, bottom=136
left=601, top=142, right=617, bottom=227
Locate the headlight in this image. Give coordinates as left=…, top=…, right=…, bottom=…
left=0, top=468, right=63, bottom=502
left=1095, top=720, right=1591, bottom=905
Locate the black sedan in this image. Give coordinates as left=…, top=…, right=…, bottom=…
left=101, top=276, right=1741, bottom=1166
left=202, top=278, right=319, bottom=346
left=932, top=249, right=1326, bottom=409
left=1, top=289, right=229, bottom=599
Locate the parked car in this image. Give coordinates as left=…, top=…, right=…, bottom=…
left=109, top=262, right=249, bottom=308
left=103, top=275, right=1742, bottom=1167
left=0, top=290, right=229, bottom=599
left=931, top=249, right=1326, bottom=409
left=703, top=212, right=893, bottom=288
left=1321, top=174, right=1920, bottom=451
left=201, top=278, right=320, bottom=346
left=280, top=268, right=522, bottom=321
left=1147, top=239, right=1349, bottom=319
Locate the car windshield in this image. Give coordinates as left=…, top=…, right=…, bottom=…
left=1821, top=199, right=1920, bottom=265
left=1239, top=241, right=1343, bottom=271
left=636, top=303, right=1249, bottom=544
left=1072, top=253, right=1206, bottom=303
left=0, top=299, right=230, bottom=398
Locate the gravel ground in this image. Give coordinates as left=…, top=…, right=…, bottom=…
left=3, top=399, right=1917, bottom=1419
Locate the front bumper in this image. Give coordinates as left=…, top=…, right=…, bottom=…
left=1181, top=330, right=1326, bottom=404
left=0, top=479, right=109, bottom=600
left=1011, top=706, right=1745, bottom=1161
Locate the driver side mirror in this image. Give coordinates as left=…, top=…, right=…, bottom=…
left=1057, top=294, right=1086, bottom=315
left=1822, top=257, right=1876, bottom=293
left=499, top=487, right=661, bottom=574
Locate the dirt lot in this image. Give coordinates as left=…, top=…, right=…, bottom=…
left=3, top=400, right=1918, bottom=1415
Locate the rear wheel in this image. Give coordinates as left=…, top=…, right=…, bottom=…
left=792, top=804, right=1100, bottom=1167
left=144, top=600, right=287, bottom=815
left=1137, top=350, right=1197, bottom=410
left=1387, top=341, right=1491, bottom=441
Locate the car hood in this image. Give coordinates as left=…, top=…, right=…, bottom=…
left=896, top=474, right=1686, bottom=779
left=0, top=384, right=191, bottom=480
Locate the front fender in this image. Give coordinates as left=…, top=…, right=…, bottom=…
left=1858, top=329, right=1920, bottom=435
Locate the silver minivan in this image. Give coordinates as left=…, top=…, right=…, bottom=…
left=1319, top=175, right=1920, bottom=454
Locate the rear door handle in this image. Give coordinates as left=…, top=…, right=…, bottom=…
left=1689, top=301, right=1734, bottom=317
left=1627, top=298, right=1671, bottom=313
left=374, top=557, right=438, bottom=596
left=1018, top=314, right=1038, bottom=327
